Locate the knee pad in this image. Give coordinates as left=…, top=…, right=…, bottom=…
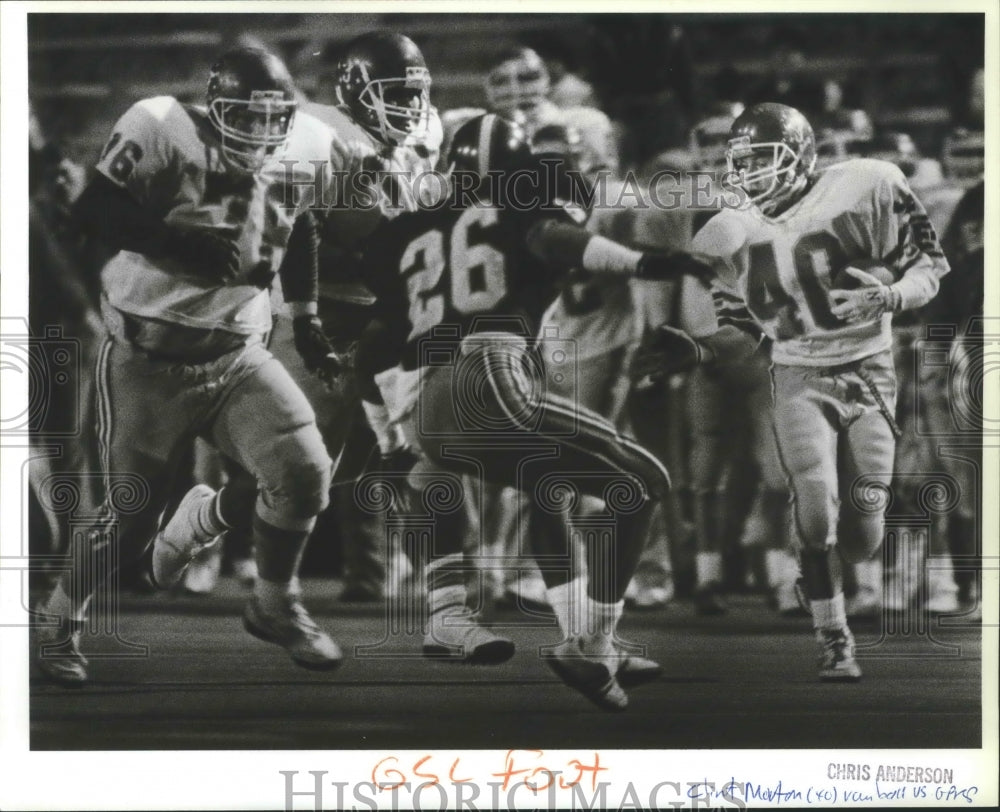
left=838, top=511, right=885, bottom=564
left=258, top=425, right=332, bottom=523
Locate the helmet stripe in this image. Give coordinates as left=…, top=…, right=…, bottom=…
left=478, top=113, right=497, bottom=178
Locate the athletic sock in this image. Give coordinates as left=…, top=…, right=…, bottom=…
left=580, top=597, right=624, bottom=671
left=695, top=551, right=723, bottom=587
left=811, top=592, right=848, bottom=631
left=764, top=549, right=793, bottom=590
left=427, top=583, right=467, bottom=621
left=547, top=576, right=586, bottom=639
left=195, top=491, right=229, bottom=542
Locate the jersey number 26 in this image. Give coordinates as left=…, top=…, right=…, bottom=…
left=401, top=206, right=507, bottom=340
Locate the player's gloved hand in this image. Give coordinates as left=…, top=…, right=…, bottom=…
left=167, top=225, right=241, bottom=284
left=636, top=250, right=714, bottom=282
left=369, top=443, right=421, bottom=513
left=293, top=315, right=345, bottom=385
left=829, top=267, right=901, bottom=324
left=245, top=262, right=277, bottom=291
left=631, top=324, right=707, bottom=382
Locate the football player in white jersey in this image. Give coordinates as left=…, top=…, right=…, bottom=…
left=33, top=47, right=347, bottom=686
left=441, top=45, right=618, bottom=182
left=644, top=103, right=950, bottom=681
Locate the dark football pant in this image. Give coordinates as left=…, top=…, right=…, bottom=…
left=402, top=335, right=670, bottom=599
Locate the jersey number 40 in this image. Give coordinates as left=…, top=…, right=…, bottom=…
left=747, top=230, right=849, bottom=336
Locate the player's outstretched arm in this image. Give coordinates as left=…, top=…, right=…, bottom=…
left=524, top=218, right=713, bottom=281
left=631, top=272, right=761, bottom=383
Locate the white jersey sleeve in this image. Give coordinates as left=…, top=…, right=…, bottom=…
left=263, top=109, right=334, bottom=216
left=692, top=212, right=758, bottom=337
left=691, top=160, right=947, bottom=366
left=870, top=163, right=951, bottom=311
left=95, top=97, right=181, bottom=212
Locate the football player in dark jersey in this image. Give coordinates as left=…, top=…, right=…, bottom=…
left=357, top=113, right=710, bottom=710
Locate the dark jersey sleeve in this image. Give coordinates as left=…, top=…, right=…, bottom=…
left=279, top=211, right=319, bottom=302
left=358, top=219, right=412, bottom=369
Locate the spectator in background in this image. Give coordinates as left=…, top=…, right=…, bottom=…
left=28, top=109, right=105, bottom=566
left=920, top=180, right=983, bottom=618
left=586, top=17, right=696, bottom=169
left=810, top=79, right=873, bottom=141
left=531, top=37, right=598, bottom=110
left=748, top=43, right=824, bottom=118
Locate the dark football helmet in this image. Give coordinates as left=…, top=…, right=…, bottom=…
left=448, top=113, right=532, bottom=174
left=726, top=102, right=817, bottom=214
left=335, top=32, right=432, bottom=146
left=207, top=47, right=298, bottom=172
left=446, top=113, right=536, bottom=204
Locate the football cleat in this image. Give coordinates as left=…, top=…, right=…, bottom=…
left=423, top=607, right=515, bottom=664
left=625, top=574, right=674, bottom=611
left=151, top=484, right=222, bottom=589
left=182, top=541, right=222, bottom=594
left=816, top=627, right=862, bottom=682
left=32, top=611, right=88, bottom=687
left=244, top=594, right=343, bottom=670
left=543, top=637, right=628, bottom=712
left=616, top=649, right=663, bottom=689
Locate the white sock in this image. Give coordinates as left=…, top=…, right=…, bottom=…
left=764, top=549, right=794, bottom=588
left=547, top=577, right=586, bottom=639
left=696, top=551, right=723, bottom=587
left=195, top=491, right=227, bottom=541
left=854, top=559, right=882, bottom=595
left=580, top=597, right=624, bottom=668
left=427, top=584, right=466, bottom=617
left=811, top=592, right=848, bottom=631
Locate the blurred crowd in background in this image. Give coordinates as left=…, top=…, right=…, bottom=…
left=27, top=13, right=985, bottom=622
